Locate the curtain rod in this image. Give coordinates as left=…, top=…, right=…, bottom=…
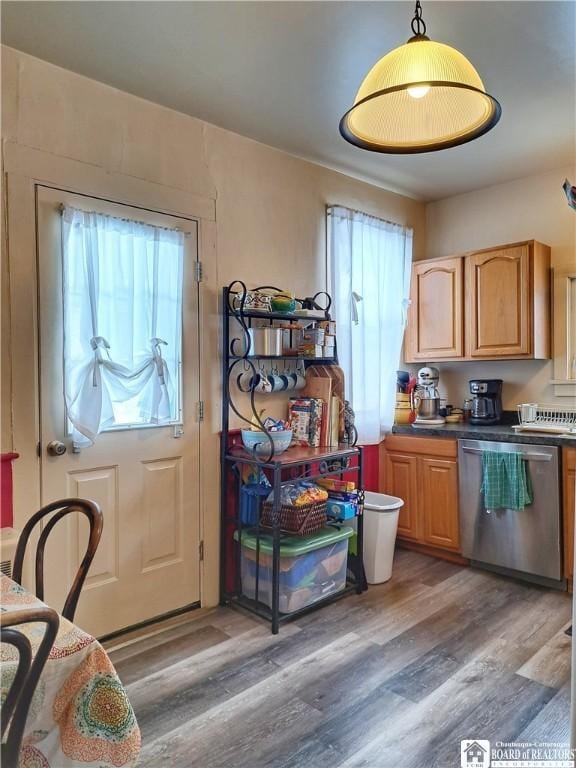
left=59, top=204, right=192, bottom=236
left=326, top=204, right=411, bottom=231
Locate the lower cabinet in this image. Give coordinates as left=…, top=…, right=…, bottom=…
left=382, top=452, right=419, bottom=540
left=563, top=448, right=576, bottom=585
left=380, top=436, right=461, bottom=555
left=419, top=457, right=459, bottom=550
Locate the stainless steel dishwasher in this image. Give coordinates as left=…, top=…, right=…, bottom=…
left=458, top=439, right=561, bottom=585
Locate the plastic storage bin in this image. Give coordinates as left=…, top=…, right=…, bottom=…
left=236, top=526, right=353, bottom=614
left=363, top=491, right=404, bottom=584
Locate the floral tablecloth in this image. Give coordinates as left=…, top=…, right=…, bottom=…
left=1, top=574, right=141, bottom=767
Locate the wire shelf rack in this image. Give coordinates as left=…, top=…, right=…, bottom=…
left=514, top=403, right=576, bottom=435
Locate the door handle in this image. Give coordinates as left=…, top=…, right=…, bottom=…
left=46, top=440, right=67, bottom=457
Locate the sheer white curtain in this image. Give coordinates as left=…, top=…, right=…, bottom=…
left=329, top=206, right=413, bottom=444
left=62, top=206, right=184, bottom=448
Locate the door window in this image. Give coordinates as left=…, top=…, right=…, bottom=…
left=62, top=206, right=184, bottom=447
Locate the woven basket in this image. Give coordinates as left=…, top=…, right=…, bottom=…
left=261, top=500, right=327, bottom=536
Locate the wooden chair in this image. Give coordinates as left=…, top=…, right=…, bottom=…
left=12, top=498, right=103, bottom=622
left=1, top=607, right=60, bottom=768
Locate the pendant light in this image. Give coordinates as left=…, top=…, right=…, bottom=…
left=339, top=1, right=501, bottom=154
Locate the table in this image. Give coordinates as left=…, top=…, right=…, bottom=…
left=1, top=574, right=141, bottom=767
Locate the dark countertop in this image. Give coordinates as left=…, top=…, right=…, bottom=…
left=391, top=420, right=576, bottom=447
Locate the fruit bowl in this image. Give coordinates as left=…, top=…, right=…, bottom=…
left=241, top=429, right=293, bottom=456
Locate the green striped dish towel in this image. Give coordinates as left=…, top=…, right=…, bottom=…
left=481, top=451, right=534, bottom=511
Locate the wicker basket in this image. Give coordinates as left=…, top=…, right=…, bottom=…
left=261, top=500, right=327, bottom=536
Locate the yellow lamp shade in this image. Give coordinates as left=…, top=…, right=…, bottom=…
left=340, top=37, right=501, bottom=153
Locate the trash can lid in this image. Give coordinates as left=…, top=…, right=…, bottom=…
left=364, top=491, right=404, bottom=512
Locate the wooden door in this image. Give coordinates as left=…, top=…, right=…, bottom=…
left=405, top=257, right=464, bottom=361
left=36, top=187, right=201, bottom=638
left=419, top=457, right=460, bottom=551
left=382, top=452, right=419, bottom=540
left=563, top=448, right=576, bottom=584
left=466, top=243, right=531, bottom=357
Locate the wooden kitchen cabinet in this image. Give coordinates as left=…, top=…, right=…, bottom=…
left=563, top=447, right=576, bottom=585
left=404, top=240, right=550, bottom=362
left=383, top=452, right=419, bottom=540
left=466, top=241, right=551, bottom=359
left=380, top=436, right=462, bottom=558
left=419, top=457, right=459, bottom=550
left=405, top=257, right=464, bottom=361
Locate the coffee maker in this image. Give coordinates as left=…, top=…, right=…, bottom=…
left=469, top=379, right=503, bottom=425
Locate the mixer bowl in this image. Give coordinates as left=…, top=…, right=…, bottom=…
left=418, top=398, right=440, bottom=420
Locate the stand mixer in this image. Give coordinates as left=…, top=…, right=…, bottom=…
left=413, top=366, right=446, bottom=427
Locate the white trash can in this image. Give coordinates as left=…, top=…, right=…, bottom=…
left=363, top=491, right=404, bottom=584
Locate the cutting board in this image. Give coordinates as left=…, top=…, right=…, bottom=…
left=306, top=364, right=345, bottom=402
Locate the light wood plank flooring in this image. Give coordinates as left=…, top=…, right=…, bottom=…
left=108, top=551, right=573, bottom=768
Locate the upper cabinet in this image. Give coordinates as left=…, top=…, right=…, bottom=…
left=404, top=240, right=551, bottom=362
left=466, top=242, right=550, bottom=359
left=466, top=244, right=531, bottom=357
left=406, top=257, right=464, bottom=360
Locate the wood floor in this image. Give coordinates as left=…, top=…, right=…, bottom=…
left=108, top=551, right=573, bottom=768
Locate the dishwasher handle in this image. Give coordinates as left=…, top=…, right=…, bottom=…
left=461, top=446, right=553, bottom=462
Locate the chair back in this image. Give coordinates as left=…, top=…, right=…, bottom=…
left=12, top=498, right=103, bottom=621
left=1, top=607, right=59, bottom=768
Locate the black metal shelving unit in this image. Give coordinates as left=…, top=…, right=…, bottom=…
left=220, top=280, right=367, bottom=634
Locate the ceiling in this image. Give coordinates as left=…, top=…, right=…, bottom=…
left=2, top=1, right=575, bottom=201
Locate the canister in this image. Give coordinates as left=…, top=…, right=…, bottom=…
left=247, top=327, right=283, bottom=356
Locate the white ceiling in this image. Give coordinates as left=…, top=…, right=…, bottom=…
left=2, top=1, right=575, bottom=201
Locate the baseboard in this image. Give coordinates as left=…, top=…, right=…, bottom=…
left=397, top=539, right=469, bottom=566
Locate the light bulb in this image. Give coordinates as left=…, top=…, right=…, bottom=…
left=407, top=84, right=430, bottom=99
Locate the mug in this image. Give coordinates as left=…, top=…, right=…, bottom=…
left=268, top=374, right=287, bottom=392
left=253, top=373, right=273, bottom=393
left=293, top=372, right=306, bottom=390
left=236, top=369, right=254, bottom=393
left=236, top=370, right=272, bottom=393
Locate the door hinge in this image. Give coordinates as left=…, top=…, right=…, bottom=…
left=196, top=400, right=205, bottom=422
left=199, top=540, right=204, bottom=561
left=194, top=261, right=203, bottom=283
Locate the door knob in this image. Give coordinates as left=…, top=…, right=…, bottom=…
left=46, top=440, right=67, bottom=457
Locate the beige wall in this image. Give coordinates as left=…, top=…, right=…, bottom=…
left=0, top=45, right=426, bottom=452
left=411, top=168, right=576, bottom=410
left=4, top=44, right=572, bottom=444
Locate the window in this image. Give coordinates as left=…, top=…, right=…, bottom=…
left=328, top=206, right=413, bottom=444
left=62, top=206, right=184, bottom=447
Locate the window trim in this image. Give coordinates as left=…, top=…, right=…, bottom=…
left=552, top=268, right=576, bottom=397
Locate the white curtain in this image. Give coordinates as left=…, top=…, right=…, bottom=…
left=62, top=207, right=184, bottom=448
left=329, top=206, right=413, bottom=444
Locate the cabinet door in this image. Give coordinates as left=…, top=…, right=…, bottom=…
left=405, top=257, right=464, bottom=361
left=419, top=457, right=460, bottom=551
left=382, top=452, right=419, bottom=540
left=466, top=244, right=530, bottom=357
left=563, top=448, right=576, bottom=583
